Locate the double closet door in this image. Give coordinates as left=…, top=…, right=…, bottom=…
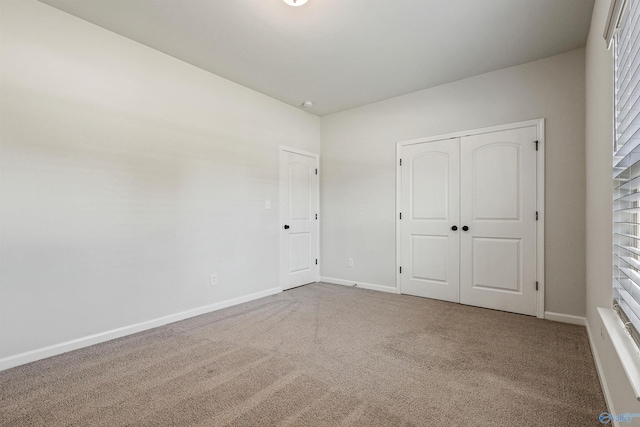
left=399, top=125, right=539, bottom=316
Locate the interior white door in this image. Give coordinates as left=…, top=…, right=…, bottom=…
left=400, top=139, right=460, bottom=302
left=280, top=148, right=319, bottom=291
left=459, top=126, right=538, bottom=316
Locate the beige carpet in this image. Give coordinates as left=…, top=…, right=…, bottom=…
left=1, top=283, right=606, bottom=426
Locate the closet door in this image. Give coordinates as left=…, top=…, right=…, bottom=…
left=459, top=126, right=538, bottom=316
left=400, top=139, right=460, bottom=302
left=280, top=149, right=319, bottom=290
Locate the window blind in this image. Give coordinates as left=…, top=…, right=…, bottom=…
left=613, top=0, right=640, bottom=349
left=606, top=0, right=629, bottom=47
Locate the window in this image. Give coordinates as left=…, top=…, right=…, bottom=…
left=612, top=0, right=640, bottom=351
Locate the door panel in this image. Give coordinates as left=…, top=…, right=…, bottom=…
left=412, top=153, right=449, bottom=220
left=289, top=232, right=311, bottom=272
left=280, top=149, right=318, bottom=290
left=472, top=237, right=521, bottom=292
left=400, top=139, right=460, bottom=302
left=290, top=164, right=311, bottom=220
left=460, top=126, right=538, bottom=315
left=472, top=144, right=520, bottom=220
left=411, top=235, right=448, bottom=282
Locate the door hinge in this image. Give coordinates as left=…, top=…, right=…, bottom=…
left=399, top=212, right=402, bottom=220
left=536, top=281, right=539, bottom=291
left=536, top=211, right=538, bottom=221
left=534, top=140, right=539, bottom=151
left=399, top=266, right=402, bottom=274
left=315, top=213, right=318, bottom=220
left=399, top=159, right=402, bottom=166
left=316, top=259, right=318, bottom=265
left=315, top=168, right=318, bottom=175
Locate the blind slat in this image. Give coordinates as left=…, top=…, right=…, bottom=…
left=614, top=232, right=640, bottom=240
left=613, top=190, right=640, bottom=202
left=616, top=255, right=640, bottom=271
left=615, top=244, right=640, bottom=257
left=614, top=206, right=640, bottom=213
left=615, top=172, right=640, bottom=189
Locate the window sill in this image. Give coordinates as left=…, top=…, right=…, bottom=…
left=599, top=307, right=640, bottom=401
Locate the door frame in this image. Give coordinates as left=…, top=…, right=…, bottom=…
left=278, top=145, right=321, bottom=291
left=395, top=119, right=545, bottom=318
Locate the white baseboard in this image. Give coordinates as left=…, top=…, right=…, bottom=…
left=544, top=311, right=587, bottom=326
left=586, top=320, right=618, bottom=425
left=0, top=287, right=282, bottom=372
left=320, top=276, right=398, bottom=294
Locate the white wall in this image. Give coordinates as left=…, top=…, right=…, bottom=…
left=0, top=1, right=320, bottom=362
left=585, top=0, right=640, bottom=417
left=321, top=49, right=586, bottom=317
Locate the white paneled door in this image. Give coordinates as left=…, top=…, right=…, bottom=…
left=399, top=124, right=540, bottom=316
left=459, top=127, right=538, bottom=315
left=400, top=139, right=461, bottom=302
left=280, top=148, right=319, bottom=291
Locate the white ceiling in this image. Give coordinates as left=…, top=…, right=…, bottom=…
left=39, top=0, right=595, bottom=116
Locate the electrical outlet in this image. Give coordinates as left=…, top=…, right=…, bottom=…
left=348, top=258, right=354, bottom=267
left=265, top=200, right=271, bottom=209
left=210, top=274, right=218, bottom=286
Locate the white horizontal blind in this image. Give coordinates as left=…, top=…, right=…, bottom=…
left=607, top=0, right=630, bottom=47
left=614, top=0, right=640, bottom=348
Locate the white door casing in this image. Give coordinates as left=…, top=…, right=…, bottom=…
left=396, top=119, right=544, bottom=317
left=279, top=147, right=319, bottom=291
left=400, top=138, right=460, bottom=302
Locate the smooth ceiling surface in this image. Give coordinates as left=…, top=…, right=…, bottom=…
left=39, top=0, right=595, bottom=116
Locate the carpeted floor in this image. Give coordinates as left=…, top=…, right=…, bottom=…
left=1, top=283, right=606, bottom=426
